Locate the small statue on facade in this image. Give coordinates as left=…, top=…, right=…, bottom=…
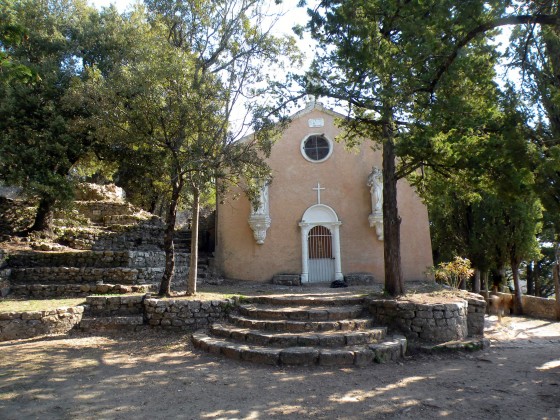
left=367, top=166, right=383, bottom=240
left=367, top=166, right=383, bottom=213
left=248, top=181, right=271, bottom=244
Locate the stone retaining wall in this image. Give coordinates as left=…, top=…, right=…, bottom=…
left=60, top=224, right=165, bottom=251
left=0, top=306, right=84, bottom=341
left=6, top=251, right=189, bottom=289
left=0, top=250, right=10, bottom=297
left=466, top=297, right=486, bottom=336
left=144, top=297, right=234, bottom=331
left=10, top=283, right=153, bottom=298
left=10, top=266, right=188, bottom=286
left=7, top=250, right=189, bottom=269
left=486, top=292, right=558, bottom=321
left=0, top=197, right=35, bottom=235
left=74, top=201, right=136, bottom=223
left=86, top=295, right=144, bottom=316
left=367, top=298, right=469, bottom=343
left=10, top=267, right=140, bottom=284
left=522, top=295, right=558, bottom=320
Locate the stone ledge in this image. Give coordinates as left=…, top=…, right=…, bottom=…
left=239, top=304, right=365, bottom=321
left=344, top=272, right=376, bottom=286
left=229, top=314, right=375, bottom=332
left=10, top=283, right=154, bottom=298
left=7, top=250, right=190, bottom=269
left=367, top=297, right=480, bottom=343
left=271, top=274, right=301, bottom=286
left=143, top=298, right=234, bottom=331
left=191, top=332, right=406, bottom=367
left=210, top=323, right=387, bottom=347
left=79, top=315, right=144, bottom=332
left=0, top=306, right=84, bottom=341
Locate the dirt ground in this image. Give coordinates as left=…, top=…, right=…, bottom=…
left=0, top=315, right=559, bottom=420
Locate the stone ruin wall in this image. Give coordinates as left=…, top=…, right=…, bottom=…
left=73, top=201, right=134, bottom=223
left=0, top=296, right=234, bottom=341
left=3, top=250, right=189, bottom=298
left=0, top=306, right=84, bottom=341
left=486, top=292, right=558, bottom=321
left=367, top=295, right=486, bottom=343
left=7, top=250, right=187, bottom=269
left=144, top=298, right=234, bottom=331
left=9, top=283, right=153, bottom=299
left=59, top=224, right=166, bottom=251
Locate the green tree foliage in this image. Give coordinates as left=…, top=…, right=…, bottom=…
left=0, top=1, right=36, bottom=84
left=141, top=0, right=300, bottom=295
left=0, top=0, right=99, bottom=232
left=80, top=3, right=294, bottom=296
left=304, top=0, right=508, bottom=296
left=496, top=1, right=560, bottom=317
left=409, top=65, right=543, bottom=311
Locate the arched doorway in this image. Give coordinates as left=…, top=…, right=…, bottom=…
left=308, top=225, right=334, bottom=282
left=299, top=204, right=343, bottom=283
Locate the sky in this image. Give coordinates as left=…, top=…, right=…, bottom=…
left=88, top=0, right=315, bottom=39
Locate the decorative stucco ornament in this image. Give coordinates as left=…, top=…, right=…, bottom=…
left=367, top=166, right=383, bottom=241
left=248, top=182, right=271, bottom=244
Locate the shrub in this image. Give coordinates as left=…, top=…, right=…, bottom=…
left=429, top=257, right=474, bottom=289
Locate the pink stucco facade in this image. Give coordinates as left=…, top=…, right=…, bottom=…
left=215, top=103, right=433, bottom=283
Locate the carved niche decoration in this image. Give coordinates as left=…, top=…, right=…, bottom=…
left=248, top=182, right=271, bottom=244
left=367, top=166, right=383, bottom=240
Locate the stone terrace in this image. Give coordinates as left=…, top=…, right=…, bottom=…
left=1, top=184, right=190, bottom=298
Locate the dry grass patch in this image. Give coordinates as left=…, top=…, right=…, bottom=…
left=0, top=298, right=85, bottom=313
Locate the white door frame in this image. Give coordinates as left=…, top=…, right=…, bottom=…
left=299, top=204, right=343, bottom=283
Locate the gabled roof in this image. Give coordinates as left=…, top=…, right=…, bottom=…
left=238, top=100, right=348, bottom=143
left=290, top=99, right=347, bottom=121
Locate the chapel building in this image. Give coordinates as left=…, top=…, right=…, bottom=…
left=215, top=101, right=433, bottom=284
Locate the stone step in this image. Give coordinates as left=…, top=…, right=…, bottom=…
left=79, top=315, right=144, bottom=332
left=229, top=314, right=375, bottom=333
left=210, top=323, right=387, bottom=347
left=192, top=332, right=406, bottom=366
left=9, top=283, right=154, bottom=298
left=10, top=267, right=139, bottom=285
left=241, top=294, right=366, bottom=307
left=238, top=304, right=365, bottom=321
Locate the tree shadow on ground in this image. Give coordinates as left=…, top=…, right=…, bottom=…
left=0, top=318, right=559, bottom=419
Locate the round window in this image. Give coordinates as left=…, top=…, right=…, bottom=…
left=301, top=134, right=332, bottom=163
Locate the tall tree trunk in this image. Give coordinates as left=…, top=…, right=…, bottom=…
left=382, top=112, right=404, bottom=296
left=481, top=270, right=488, bottom=291
left=526, top=261, right=534, bottom=296
left=535, top=261, right=541, bottom=297
left=554, top=240, right=560, bottom=321
left=187, top=187, right=200, bottom=296
left=472, top=269, right=481, bottom=293
left=27, top=197, right=55, bottom=234
left=158, top=177, right=183, bottom=296
left=511, top=260, right=524, bottom=315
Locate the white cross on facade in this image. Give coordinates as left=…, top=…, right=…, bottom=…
left=313, top=182, right=325, bottom=204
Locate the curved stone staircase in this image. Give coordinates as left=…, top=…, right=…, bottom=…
left=192, top=293, right=407, bottom=367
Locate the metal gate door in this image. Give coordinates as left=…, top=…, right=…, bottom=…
left=307, top=225, right=335, bottom=282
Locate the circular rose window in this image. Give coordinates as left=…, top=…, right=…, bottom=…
left=301, top=134, right=333, bottom=163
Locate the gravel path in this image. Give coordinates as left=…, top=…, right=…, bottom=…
left=0, top=315, right=559, bottom=419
